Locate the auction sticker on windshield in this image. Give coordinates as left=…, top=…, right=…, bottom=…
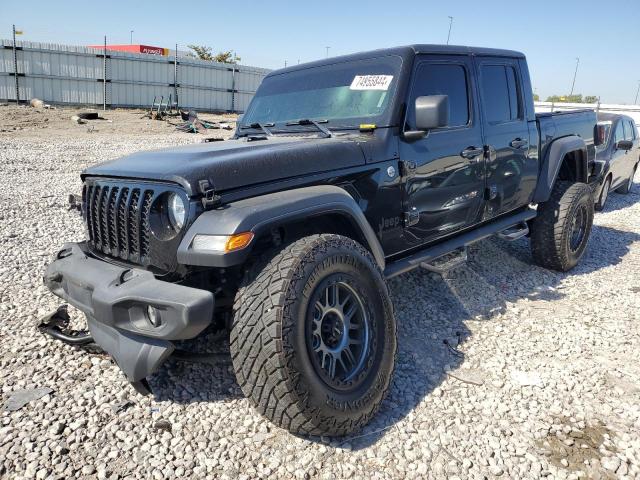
left=350, top=75, right=393, bottom=91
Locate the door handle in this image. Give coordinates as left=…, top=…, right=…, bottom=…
left=510, top=138, right=529, bottom=149
left=460, top=147, right=484, bottom=160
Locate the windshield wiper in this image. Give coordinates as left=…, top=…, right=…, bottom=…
left=285, top=119, right=332, bottom=138
left=239, top=122, right=274, bottom=136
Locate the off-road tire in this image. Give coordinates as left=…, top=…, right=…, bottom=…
left=594, top=176, right=611, bottom=211
left=230, top=234, right=396, bottom=436
left=616, top=163, right=637, bottom=194
left=530, top=181, right=594, bottom=272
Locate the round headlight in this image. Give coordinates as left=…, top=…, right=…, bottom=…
left=167, top=193, right=186, bottom=230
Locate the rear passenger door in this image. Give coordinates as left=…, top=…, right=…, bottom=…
left=475, top=58, right=537, bottom=219
left=610, top=120, right=626, bottom=188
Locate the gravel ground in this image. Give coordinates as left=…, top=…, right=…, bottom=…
left=1, top=105, right=639, bottom=479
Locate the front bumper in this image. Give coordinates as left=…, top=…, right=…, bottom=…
left=43, top=242, right=214, bottom=392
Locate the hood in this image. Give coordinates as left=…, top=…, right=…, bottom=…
left=82, top=135, right=368, bottom=196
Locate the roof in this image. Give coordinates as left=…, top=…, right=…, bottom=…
left=598, top=112, right=633, bottom=123
left=268, top=44, right=525, bottom=77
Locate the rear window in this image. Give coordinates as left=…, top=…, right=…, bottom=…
left=480, top=65, right=521, bottom=124
left=614, top=121, right=625, bottom=143
left=626, top=120, right=637, bottom=140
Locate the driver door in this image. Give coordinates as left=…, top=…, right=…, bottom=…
left=398, top=55, right=486, bottom=249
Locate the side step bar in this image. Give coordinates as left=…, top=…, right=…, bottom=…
left=420, top=247, right=468, bottom=275
left=384, top=208, right=537, bottom=279
left=497, top=222, right=529, bottom=242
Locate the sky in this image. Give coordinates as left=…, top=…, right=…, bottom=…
left=1, top=0, right=639, bottom=104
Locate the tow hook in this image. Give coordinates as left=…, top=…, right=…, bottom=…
left=38, top=304, right=94, bottom=346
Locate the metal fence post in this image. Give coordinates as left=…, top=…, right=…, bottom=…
left=174, top=44, right=178, bottom=109
left=231, top=66, right=236, bottom=113
left=12, top=24, right=19, bottom=104
left=102, top=36, right=107, bottom=111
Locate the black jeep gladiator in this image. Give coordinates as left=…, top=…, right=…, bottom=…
left=43, top=45, right=599, bottom=436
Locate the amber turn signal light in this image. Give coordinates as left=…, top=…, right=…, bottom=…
left=225, top=232, right=254, bottom=252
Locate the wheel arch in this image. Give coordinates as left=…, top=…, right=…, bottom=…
left=532, top=135, right=589, bottom=203
left=177, top=185, right=386, bottom=270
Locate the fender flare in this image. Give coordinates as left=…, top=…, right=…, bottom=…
left=177, top=185, right=386, bottom=269
left=532, top=135, right=588, bottom=203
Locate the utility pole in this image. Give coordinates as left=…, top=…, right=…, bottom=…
left=325, top=46, right=330, bottom=58
left=130, top=30, right=134, bottom=44
left=446, top=16, right=454, bottom=45
left=635, top=81, right=640, bottom=105
left=12, top=24, right=19, bottom=104
left=570, top=57, right=580, bottom=97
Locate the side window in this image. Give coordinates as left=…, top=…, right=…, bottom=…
left=408, top=63, right=470, bottom=129
left=480, top=65, right=521, bottom=124
left=626, top=120, right=636, bottom=140
left=506, top=67, right=520, bottom=120
left=614, top=122, right=625, bottom=143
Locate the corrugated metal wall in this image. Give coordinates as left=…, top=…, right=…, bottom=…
left=0, top=40, right=269, bottom=112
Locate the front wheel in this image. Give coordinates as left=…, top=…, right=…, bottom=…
left=230, top=234, right=396, bottom=436
left=530, top=181, right=594, bottom=272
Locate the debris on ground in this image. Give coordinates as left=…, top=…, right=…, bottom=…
left=446, top=368, right=485, bottom=386
left=4, top=387, right=54, bottom=411
left=70, top=115, right=87, bottom=125
left=30, top=98, right=45, bottom=108
left=111, top=399, right=134, bottom=414
left=143, top=95, right=179, bottom=120
left=153, top=419, right=172, bottom=432
left=174, top=110, right=233, bottom=133
left=77, top=112, right=100, bottom=120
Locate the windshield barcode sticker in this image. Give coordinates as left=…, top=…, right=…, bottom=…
left=350, top=75, right=393, bottom=91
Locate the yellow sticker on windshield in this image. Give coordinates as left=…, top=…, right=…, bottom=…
left=359, top=124, right=376, bottom=130
left=350, top=75, right=393, bottom=91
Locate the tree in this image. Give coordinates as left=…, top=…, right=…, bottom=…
left=187, top=45, right=214, bottom=61
left=533, top=94, right=540, bottom=102
left=214, top=50, right=241, bottom=64
left=187, top=45, right=240, bottom=64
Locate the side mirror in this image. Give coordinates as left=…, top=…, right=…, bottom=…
left=404, top=95, right=449, bottom=141
left=594, top=124, right=608, bottom=146
left=616, top=140, right=633, bottom=151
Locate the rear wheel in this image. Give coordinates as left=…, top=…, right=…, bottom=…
left=595, top=176, right=611, bottom=211
left=530, top=181, right=594, bottom=272
left=230, top=234, right=396, bottom=436
left=616, top=163, right=637, bottom=194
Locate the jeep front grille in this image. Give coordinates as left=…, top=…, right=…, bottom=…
left=82, top=179, right=188, bottom=272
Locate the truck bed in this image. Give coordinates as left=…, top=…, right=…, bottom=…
left=536, top=109, right=597, bottom=166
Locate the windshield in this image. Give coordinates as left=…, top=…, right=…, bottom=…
left=241, top=56, right=403, bottom=129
